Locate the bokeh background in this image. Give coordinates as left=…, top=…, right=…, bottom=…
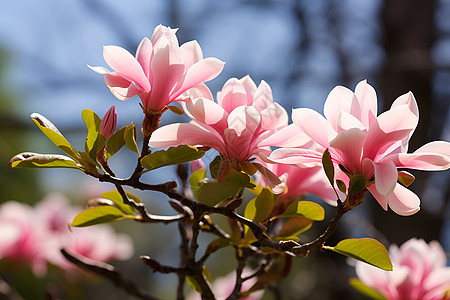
left=1, top=0, right=449, bottom=299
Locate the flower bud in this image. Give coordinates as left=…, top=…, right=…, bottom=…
left=100, top=106, right=117, bottom=140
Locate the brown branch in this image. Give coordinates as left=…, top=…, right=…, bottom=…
left=61, top=249, right=157, bottom=300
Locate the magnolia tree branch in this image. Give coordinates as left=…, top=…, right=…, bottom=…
left=61, top=249, right=157, bottom=300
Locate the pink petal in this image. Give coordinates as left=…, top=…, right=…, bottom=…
left=323, top=85, right=360, bottom=131
left=217, top=78, right=248, bottom=113
left=88, top=65, right=111, bottom=75
left=258, top=124, right=315, bottom=148
left=104, top=72, right=133, bottom=88
left=363, top=105, right=418, bottom=161
left=354, top=80, right=378, bottom=128
left=260, top=102, right=288, bottom=130
left=149, top=122, right=224, bottom=151
left=292, top=108, right=337, bottom=149
left=179, top=40, right=203, bottom=68
left=337, top=111, right=366, bottom=132
left=227, top=105, right=261, bottom=137
left=385, top=141, right=450, bottom=171
left=185, top=83, right=214, bottom=100
left=240, top=75, right=258, bottom=105
left=136, top=37, right=153, bottom=79
left=329, top=128, right=366, bottom=174
left=147, top=42, right=185, bottom=111
left=371, top=160, right=398, bottom=196
left=186, top=97, right=228, bottom=130
left=253, top=162, right=284, bottom=194
left=387, top=184, right=420, bottom=216
left=104, top=73, right=140, bottom=100
left=103, top=45, right=150, bottom=92
left=367, top=184, right=388, bottom=211
left=172, top=57, right=225, bottom=100
left=252, top=80, right=274, bottom=111
left=391, top=92, right=419, bottom=119
left=269, top=148, right=323, bottom=166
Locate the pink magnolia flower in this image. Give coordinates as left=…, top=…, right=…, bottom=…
left=355, top=238, right=450, bottom=300
left=270, top=80, right=450, bottom=215
left=100, top=105, right=117, bottom=140
left=255, top=160, right=337, bottom=208
left=149, top=76, right=289, bottom=189
left=89, top=25, right=224, bottom=113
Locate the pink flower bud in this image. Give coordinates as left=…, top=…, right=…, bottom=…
left=100, top=105, right=117, bottom=140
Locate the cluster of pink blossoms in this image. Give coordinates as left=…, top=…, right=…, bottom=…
left=355, top=238, right=450, bottom=299
left=92, top=25, right=450, bottom=216
left=0, top=194, right=133, bottom=277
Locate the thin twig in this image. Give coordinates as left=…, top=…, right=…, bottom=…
left=61, top=249, right=157, bottom=300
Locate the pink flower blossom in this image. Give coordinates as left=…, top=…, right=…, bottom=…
left=100, top=105, right=117, bottom=140
left=149, top=76, right=289, bottom=190
left=270, top=80, right=450, bottom=216
left=89, top=25, right=224, bottom=113
left=355, top=238, right=450, bottom=300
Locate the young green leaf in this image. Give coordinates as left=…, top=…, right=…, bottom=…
left=124, top=123, right=140, bottom=154
left=276, top=217, right=313, bottom=238
left=398, top=170, right=415, bottom=187
left=105, top=126, right=127, bottom=160
left=100, top=190, right=138, bottom=215
left=348, top=278, right=388, bottom=300
left=70, top=206, right=137, bottom=227
left=9, top=152, right=83, bottom=170
left=348, top=174, right=368, bottom=195
left=209, top=155, right=223, bottom=179
left=324, top=238, right=393, bottom=271
left=189, top=169, right=207, bottom=199
left=336, top=179, right=347, bottom=194
left=278, top=201, right=325, bottom=221
left=244, top=188, right=274, bottom=223
left=196, top=169, right=255, bottom=206
left=167, top=105, right=184, bottom=115
left=31, top=113, right=79, bottom=159
left=82, top=109, right=106, bottom=161
left=140, top=145, right=205, bottom=171
left=322, top=148, right=335, bottom=186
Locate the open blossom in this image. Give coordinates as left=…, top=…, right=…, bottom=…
left=89, top=25, right=224, bottom=113
left=149, top=76, right=289, bottom=189
left=270, top=80, right=450, bottom=216
left=355, top=238, right=450, bottom=300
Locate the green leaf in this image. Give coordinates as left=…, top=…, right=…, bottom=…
left=196, top=169, right=255, bottom=206
left=349, top=278, right=388, bottom=300
left=82, top=109, right=106, bottom=160
left=141, top=145, right=205, bottom=171
left=279, top=201, right=325, bottom=221
left=209, top=155, right=223, bottom=179
left=9, top=152, right=83, bottom=170
left=324, top=238, right=393, bottom=271
left=348, top=174, right=368, bottom=195
left=70, top=206, right=137, bottom=227
left=322, top=148, right=335, bottom=186
left=105, top=126, right=127, bottom=160
left=276, top=217, right=313, bottom=238
left=189, top=169, right=207, bottom=199
left=398, top=171, right=415, bottom=187
left=167, top=105, right=184, bottom=115
left=244, top=188, right=274, bottom=223
left=100, top=190, right=137, bottom=215
left=124, top=123, right=140, bottom=154
left=336, top=179, right=347, bottom=194
left=31, top=113, right=79, bottom=159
